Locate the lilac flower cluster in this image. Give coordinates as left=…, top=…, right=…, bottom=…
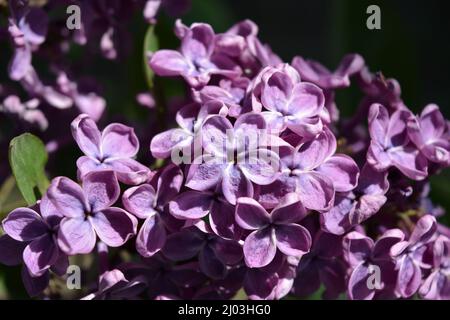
left=1, top=4, right=450, bottom=300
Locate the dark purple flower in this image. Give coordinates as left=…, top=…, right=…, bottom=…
left=293, top=230, right=346, bottom=299
left=321, top=164, right=389, bottom=235
left=390, top=215, right=437, bottom=298
left=419, top=235, right=450, bottom=300
left=162, top=226, right=243, bottom=279
left=2, top=195, right=66, bottom=276
left=122, top=164, right=184, bottom=257
left=408, top=104, right=450, bottom=166
left=367, top=103, right=428, bottom=180
left=343, top=229, right=404, bottom=300
left=236, top=194, right=311, bottom=268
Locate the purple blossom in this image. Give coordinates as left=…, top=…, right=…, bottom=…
left=367, top=103, right=428, bottom=180
left=2, top=196, right=66, bottom=277
left=321, top=164, right=389, bottom=235
left=150, top=20, right=239, bottom=88
left=162, top=226, right=243, bottom=279
left=408, top=104, right=450, bottom=166
left=185, top=112, right=283, bottom=205
left=7, top=0, right=48, bottom=81
left=390, top=215, right=437, bottom=298
left=250, top=64, right=326, bottom=138
left=235, top=194, right=311, bottom=268
left=343, top=229, right=404, bottom=300
left=72, top=114, right=152, bottom=185
left=258, top=127, right=359, bottom=211
left=122, top=164, right=184, bottom=257
left=293, top=226, right=346, bottom=299
left=419, top=235, right=450, bottom=300
left=48, top=170, right=137, bottom=255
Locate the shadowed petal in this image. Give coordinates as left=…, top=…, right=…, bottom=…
left=275, top=224, right=311, bottom=257
left=136, top=215, right=166, bottom=258
left=82, top=171, right=120, bottom=212
left=243, top=228, right=277, bottom=268
left=91, top=208, right=137, bottom=247
left=3, top=208, right=47, bottom=241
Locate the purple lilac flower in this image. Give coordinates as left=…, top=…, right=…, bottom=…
left=2, top=196, right=67, bottom=276
left=367, top=103, right=428, bottom=180
left=321, top=164, right=389, bottom=235
left=343, top=229, right=404, bottom=300
left=235, top=194, right=311, bottom=268
left=162, top=226, right=243, bottom=279
left=72, top=114, right=152, bottom=185
left=7, top=0, right=48, bottom=81
left=185, top=112, right=283, bottom=205
left=258, top=127, right=359, bottom=211
left=122, top=164, right=183, bottom=257
left=150, top=20, right=239, bottom=88
left=243, top=252, right=297, bottom=300
left=390, top=215, right=437, bottom=298
left=250, top=64, right=326, bottom=138
left=419, top=235, right=450, bottom=300
left=407, top=104, right=450, bottom=166
left=292, top=225, right=346, bottom=299
left=82, top=269, right=146, bottom=300
left=47, top=170, right=137, bottom=255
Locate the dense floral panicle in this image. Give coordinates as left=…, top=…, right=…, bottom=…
left=1, top=12, right=450, bottom=300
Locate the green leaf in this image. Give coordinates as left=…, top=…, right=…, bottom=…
left=143, top=25, right=159, bottom=89
left=8, top=133, right=50, bottom=205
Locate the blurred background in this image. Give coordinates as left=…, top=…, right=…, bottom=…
left=0, top=0, right=449, bottom=298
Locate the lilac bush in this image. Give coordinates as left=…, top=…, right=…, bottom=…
left=0, top=0, right=450, bottom=300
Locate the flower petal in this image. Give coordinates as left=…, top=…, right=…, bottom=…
left=2, top=208, right=47, bottom=241
left=235, top=197, right=271, bottom=230
left=275, top=224, right=311, bottom=257
left=222, top=164, right=254, bottom=205
left=243, top=228, right=277, bottom=268
left=135, top=215, right=166, bottom=258
left=23, top=234, right=58, bottom=277
left=271, top=193, right=307, bottom=224
left=48, top=176, right=88, bottom=218
left=106, top=158, right=152, bottom=185
left=71, top=114, right=102, bottom=159
left=122, top=184, right=157, bottom=219
left=91, top=208, right=137, bottom=247
left=316, top=154, right=359, bottom=192
left=347, top=263, right=375, bottom=300
left=296, top=172, right=335, bottom=212
left=57, top=217, right=96, bottom=255
left=169, top=191, right=211, bottom=219
left=101, top=123, right=139, bottom=158
left=82, top=170, right=120, bottom=212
